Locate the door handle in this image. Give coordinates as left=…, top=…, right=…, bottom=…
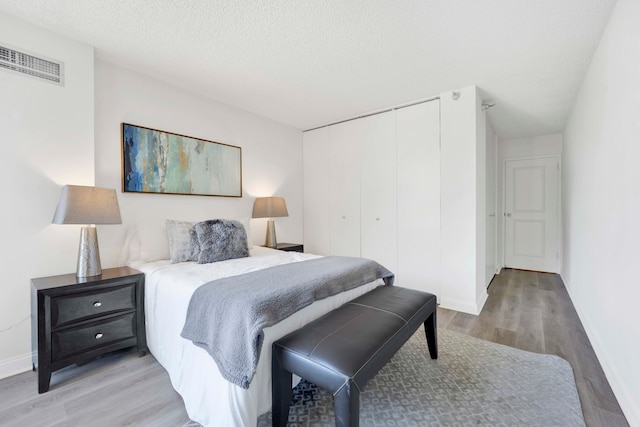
left=506, top=213, right=511, bottom=217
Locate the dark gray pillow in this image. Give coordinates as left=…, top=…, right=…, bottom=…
left=194, top=219, right=249, bottom=264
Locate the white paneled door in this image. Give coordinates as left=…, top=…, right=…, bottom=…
left=359, top=111, right=397, bottom=274
left=504, top=157, right=559, bottom=273
left=329, top=119, right=362, bottom=257
left=303, top=100, right=441, bottom=294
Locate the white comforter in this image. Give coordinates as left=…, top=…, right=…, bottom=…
left=131, top=247, right=382, bottom=427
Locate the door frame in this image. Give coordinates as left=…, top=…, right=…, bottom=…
left=486, top=127, right=499, bottom=285
left=501, top=154, right=562, bottom=273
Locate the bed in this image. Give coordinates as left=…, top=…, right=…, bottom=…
left=121, top=219, right=385, bottom=426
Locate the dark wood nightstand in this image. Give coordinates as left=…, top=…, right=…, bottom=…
left=271, top=243, right=304, bottom=252
left=31, top=266, right=147, bottom=393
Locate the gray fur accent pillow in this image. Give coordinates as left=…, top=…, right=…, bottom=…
left=194, top=219, right=249, bottom=264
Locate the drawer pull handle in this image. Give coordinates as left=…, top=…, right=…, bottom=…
left=95, top=333, right=104, bottom=340
left=93, top=302, right=102, bottom=307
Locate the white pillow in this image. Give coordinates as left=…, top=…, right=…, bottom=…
left=136, top=218, right=170, bottom=262
left=118, top=224, right=141, bottom=266
left=237, top=218, right=254, bottom=249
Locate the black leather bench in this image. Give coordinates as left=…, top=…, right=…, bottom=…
left=272, top=285, right=438, bottom=427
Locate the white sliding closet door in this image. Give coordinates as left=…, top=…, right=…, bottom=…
left=397, top=100, right=441, bottom=295
left=360, top=111, right=397, bottom=273
left=329, top=119, right=361, bottom=257
left=303, top=127, right=331, bottom=255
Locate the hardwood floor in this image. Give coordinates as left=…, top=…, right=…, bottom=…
left=0, top=348, right=192, bottom=427
left=439, top=268, right=629, bottom=427
left=0, top=268, right=628, bottom=426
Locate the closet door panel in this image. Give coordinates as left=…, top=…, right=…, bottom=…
left=329, top=120, right=361, bottom=257
left=360, top=111, right=397, bottom=273
left=303, top=127, right=331, bottom=255
left=397, top=100, right=441, bottom=295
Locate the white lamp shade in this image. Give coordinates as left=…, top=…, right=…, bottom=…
left=252, top=197, right=288, bottom=219
left=53, top=185, right=122, bottom=225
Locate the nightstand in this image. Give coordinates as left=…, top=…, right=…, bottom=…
left=271, top=243, right=304, bottom=253
left=31, top=266, right=147, bottom=393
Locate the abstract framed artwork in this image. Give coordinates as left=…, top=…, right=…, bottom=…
left=121, top=123, right=242, bottom=197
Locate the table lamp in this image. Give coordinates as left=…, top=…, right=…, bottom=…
left=252, top=197, right=288, bottom=248
left=52, top=185, right=122, bottom=277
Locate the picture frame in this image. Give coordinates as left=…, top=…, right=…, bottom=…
left=121, top=123, right=242, bottom=197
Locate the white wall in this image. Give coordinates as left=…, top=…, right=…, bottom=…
left=499, top=133, right=562, bottom=160
left=497, top=133, right=562, bottom=272
left=0, top=13, right=94, bottom=377
left=94, top=61, right=304, bottom=267
left=562, top=0, right=640, bottom=424
left=440, top=86, right=487, bottom=314
left=0, top=14, right=303, bottom=379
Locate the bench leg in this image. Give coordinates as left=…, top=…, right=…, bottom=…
left=424, top=311, right=438, bottom=359
left=272, top=352, right=293, bottom=427
left=334, top=381, right=360, bottom=427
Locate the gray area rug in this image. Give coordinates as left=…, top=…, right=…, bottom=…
left=253, top=328, right=585, bottom=427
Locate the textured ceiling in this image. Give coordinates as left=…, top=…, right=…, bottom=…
left=0, top=0, right=616, bottom=138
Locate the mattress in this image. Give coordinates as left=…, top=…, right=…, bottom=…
left=131, top=246, right=382, bottom=426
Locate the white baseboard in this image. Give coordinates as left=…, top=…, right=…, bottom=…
left=440, top=294, right=485, bottom=315
left=476, top=290, right=488, bottom=313
left=0, top=352, right=32, bottom=380
left=561, top=273, right=639, bottom=427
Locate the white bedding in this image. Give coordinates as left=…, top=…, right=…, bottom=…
left=131, top=246, right=382, bottom=427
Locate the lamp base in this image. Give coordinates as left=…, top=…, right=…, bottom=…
left=265, top=218, right=277, bottom=248
left=77, top=226, right=102, bottom=278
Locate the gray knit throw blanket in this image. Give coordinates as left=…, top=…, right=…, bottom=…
left=181, top=256, right=394, bottom=388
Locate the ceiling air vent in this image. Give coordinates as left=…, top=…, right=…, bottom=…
left=0, top=43, right=64, bottom=86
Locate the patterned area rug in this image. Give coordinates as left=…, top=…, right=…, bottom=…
left=254, top=329, right=585, bottom=427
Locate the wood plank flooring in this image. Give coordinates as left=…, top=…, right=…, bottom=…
left=0, top=268, right=629, bottom=426
left=439, top=268, right=629, bottom=427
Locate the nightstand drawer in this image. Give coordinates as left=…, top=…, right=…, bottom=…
left=51, top=312, right=136, bottom=362
left=51, top=283, right=136, bottom=328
